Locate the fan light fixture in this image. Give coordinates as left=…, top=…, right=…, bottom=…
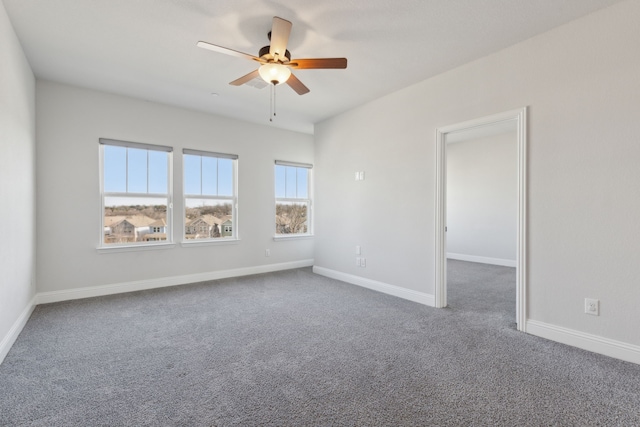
left=259, top=62, right=291, bottom=85
left=197, top=16, right=348, bottom=121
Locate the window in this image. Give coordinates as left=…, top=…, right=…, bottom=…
left=183, top=149, right=238, bottom=241
left=100, top=139, right=172, bottom=247
left=275, top=160, right=312, bottom=236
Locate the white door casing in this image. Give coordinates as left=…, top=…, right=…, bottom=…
left=435, top=107, right=527, bottom=331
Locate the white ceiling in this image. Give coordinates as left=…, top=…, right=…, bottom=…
left=3, top=0, right=625, bottom=134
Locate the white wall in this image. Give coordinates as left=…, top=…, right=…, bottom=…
left=36, top=81, right=314, bottom=294
left=315, top=0, right=640, bottom=349
left=447, top=132, right=517, bottom=266
left=0, top=0, right=36, bottom=361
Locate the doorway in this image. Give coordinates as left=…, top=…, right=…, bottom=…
left=435, top=108, right=527, bottom=332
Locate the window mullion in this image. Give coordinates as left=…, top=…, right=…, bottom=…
left=105, top=192, right=168, bottom=198
left=185, top=194, right=233, bottom=200
left=276, top=197, right=308, bottom=203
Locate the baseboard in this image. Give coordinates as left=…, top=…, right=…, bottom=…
left=527, top=319, right=640, bottom=365
left=0, top=296, right=36, bottom=365
left=312, top=266, right=435, bottom=307
left=35, top=259, right=314, bottom=305
left=447, top=253, right=516, bottom=268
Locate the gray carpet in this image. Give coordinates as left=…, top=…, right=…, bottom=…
left=1, top=262, right=639, bottom=426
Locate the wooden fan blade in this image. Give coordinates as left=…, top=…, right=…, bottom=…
left=229, top=69, right=260, bottom=86
left=286, top=73, right=310, bottom=95
left=197, top=41, right=262, bottom=63
left=269, top=17, right=292, bottom=61
left=288, top=58, right=347, bottom=69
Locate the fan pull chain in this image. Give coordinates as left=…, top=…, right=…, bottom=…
left=269, top=83, right=278, bottom=122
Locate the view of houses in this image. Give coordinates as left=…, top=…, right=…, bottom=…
left=103, top=202, right=307, bottom=244
left=103, top=203, right=234, bottom=244
left=185, top=214, right=233, bottom=239
left=104, top=215, right=168, bottom=243
left=103, top=213, right=233, bottom=243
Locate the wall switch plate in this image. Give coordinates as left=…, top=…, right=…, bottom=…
left=585, top=298, right=599, bottom=316
left=356, top=245, right=361, bottom=255
left=265, top=249, right=270, bottom=257
left=360, top=258, right=366, bottom=267
left=355, top=171, right=365, bottom=181
left=356, top=257, right=361, bottom=266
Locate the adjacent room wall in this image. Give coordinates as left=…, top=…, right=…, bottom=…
left=36, top=81, right=314, bottom=296
left=0, top=0, right=36, bottom=362
left=446, top=132, right=517, bottom=267
left=314, top=0, right=640, bottom=350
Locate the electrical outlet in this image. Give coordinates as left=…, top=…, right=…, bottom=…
left=265, top=249, right=270, bottom=257
left=356, top=257, right=361, bottom=266
left=584, top=298, right=599, bottom=316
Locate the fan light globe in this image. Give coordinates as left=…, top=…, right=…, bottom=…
left=259, top=63, right=291, bottom=85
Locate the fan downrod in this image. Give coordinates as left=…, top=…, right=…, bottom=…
left=259, top=45, right=291, bottom=62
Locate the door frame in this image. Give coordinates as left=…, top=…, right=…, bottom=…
left=435, top=107, right=527, bottom=331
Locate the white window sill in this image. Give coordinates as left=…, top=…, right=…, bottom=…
left=273, top=234, right=314, bottom=241
left=181, top=238, right=241, bottom=247
left=97, top=243, right=176, bottom=253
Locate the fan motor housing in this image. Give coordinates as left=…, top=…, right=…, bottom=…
left=259, top=45, right=291, bottom=62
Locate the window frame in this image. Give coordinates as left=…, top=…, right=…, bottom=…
left=274, top=160, right=313, bottom=239
left=98, top=138, right=174, bottom=251
left=182, top=149, right=239, bottom=245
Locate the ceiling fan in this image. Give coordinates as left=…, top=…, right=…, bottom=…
left=197, top=16, right=347, bottom=95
